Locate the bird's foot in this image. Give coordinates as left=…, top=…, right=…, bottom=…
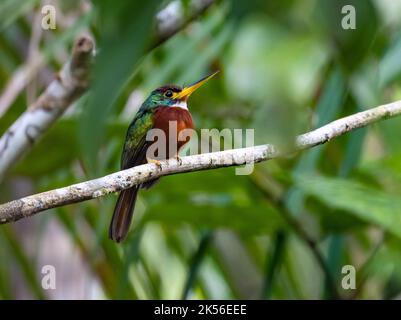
left=174, top=155, right=183, bottom=166
left=147, top=157, right=162, bottom=170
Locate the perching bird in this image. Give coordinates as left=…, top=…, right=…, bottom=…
left=109, top=71, right=218, bottom=242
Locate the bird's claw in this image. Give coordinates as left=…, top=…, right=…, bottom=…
left=147, top=157, right=162, bottom=170
left=175, top=155, right=182, bottom=166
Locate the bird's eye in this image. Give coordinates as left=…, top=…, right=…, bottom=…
left=164, top=90, right=173, bottom=98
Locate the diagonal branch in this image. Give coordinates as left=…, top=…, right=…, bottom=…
left=0, top=36, right=95, bottom=181
left=1, top=99, right=401, bottom=223
left=152, top=0, right=215, bottom=48
left=0, top=56, right=45, bottom=118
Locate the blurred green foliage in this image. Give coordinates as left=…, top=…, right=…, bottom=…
left=1, top=0, right=401, bottom=299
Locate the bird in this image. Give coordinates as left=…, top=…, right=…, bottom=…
left=109, top=71, right=219, bottom=243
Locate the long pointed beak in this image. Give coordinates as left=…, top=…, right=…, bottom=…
left=175, top=70, right=219, bottom=100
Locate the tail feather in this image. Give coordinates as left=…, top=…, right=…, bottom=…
left=109, top=186, right=139, bottom=243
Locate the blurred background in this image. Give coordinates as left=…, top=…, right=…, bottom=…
left=1, top=0, right=401, bottom=299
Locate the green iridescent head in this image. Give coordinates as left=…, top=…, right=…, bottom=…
left=141, top=71, right=219, bottom=110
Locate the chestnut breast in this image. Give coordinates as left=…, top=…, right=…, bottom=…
left=153, top=106, right=194, bottom=157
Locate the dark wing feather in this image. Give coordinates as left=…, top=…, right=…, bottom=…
left=120, top=109, right=162, bottom=189
left=121, top=110, right=154, bottom=169
left=121, top=137, right=149, bottom=169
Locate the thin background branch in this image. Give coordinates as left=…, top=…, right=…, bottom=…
left=0, top=36, right=94, bottom=180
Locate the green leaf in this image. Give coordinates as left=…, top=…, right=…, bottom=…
left=316, top=0, right=379, bottom=71
left=296, top=174, right=401, bottom=238
left=140, top=168, right=286, bottom=236
left=285, top=68, right=345, bottom=215
left=0, top=227, right=46, bottom=299
left=379, top=32, right=401, bottom=87
left=9, top=117, right=127, bottom=178
left=79, top=0, right=159, bottom=175
left=0, top=0, right=39, bottom=31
